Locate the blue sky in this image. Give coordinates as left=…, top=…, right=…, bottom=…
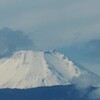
left=0, top=0, right=100, bottom=75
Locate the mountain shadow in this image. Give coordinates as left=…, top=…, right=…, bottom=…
left=0, top=85, right=99, bottom=100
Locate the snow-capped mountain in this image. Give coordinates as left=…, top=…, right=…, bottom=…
left=0, top=50, right=99, bottom=89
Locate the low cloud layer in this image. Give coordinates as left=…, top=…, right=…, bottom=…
left=0, top=28, right=33, bottom=58
left=89, top=87, right=100, bottom=99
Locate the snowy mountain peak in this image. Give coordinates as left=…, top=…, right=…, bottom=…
left=0, top=50, right=99, bottom=89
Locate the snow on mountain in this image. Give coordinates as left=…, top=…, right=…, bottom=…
left=0, top=50, right=99, bottom=89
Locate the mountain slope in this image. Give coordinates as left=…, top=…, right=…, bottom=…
left=0, top=50, right=99, bottom=89
left=0, top=85, right=99, bottom=100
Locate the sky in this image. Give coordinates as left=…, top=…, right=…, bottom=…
left=0, top=0, right=100, bottom=75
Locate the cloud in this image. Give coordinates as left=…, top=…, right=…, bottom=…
left=0, top=0, right=100, bottom=50
left=61, top=38, right=100, bottom=62
left=89, top=88, right=100, bottom=99
left=86, top=39, right=100, bottom=59
left=0, top=28, right=33, bottom=58
left=72, top=73, right=99, bottom=89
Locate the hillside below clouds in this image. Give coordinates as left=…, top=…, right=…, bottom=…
left=0, top=50, right=99, bottom=89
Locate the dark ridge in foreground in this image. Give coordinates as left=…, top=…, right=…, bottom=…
left=0, top=85, right=99, bottom=100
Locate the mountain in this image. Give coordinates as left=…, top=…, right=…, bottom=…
left=0, top=85, right=100, bottom=100
left=0, top=50, right=99, bottom=89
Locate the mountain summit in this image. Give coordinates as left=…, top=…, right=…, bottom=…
left=0, top=50, right=99, bottom=89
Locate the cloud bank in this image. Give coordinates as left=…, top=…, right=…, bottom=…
left=0, top=0, right=100, bottom=49
left=0, top=28, right=33, bottom=58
